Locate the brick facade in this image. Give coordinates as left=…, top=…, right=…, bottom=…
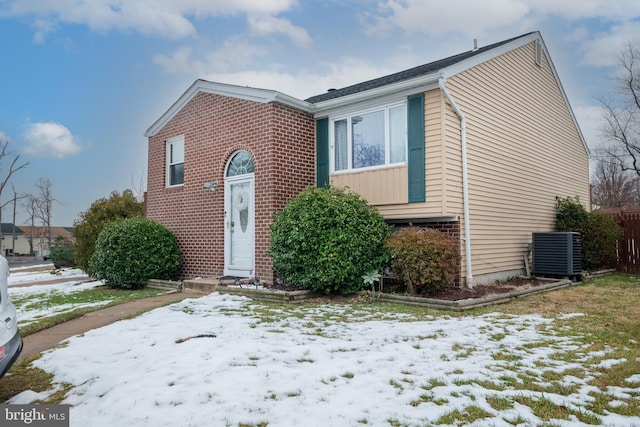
left=146, top=92, right=315, bottom=282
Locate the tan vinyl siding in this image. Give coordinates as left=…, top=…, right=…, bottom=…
left=425, top=89, right=447, bottom=215
left=330, top=166, right=408, bottom=205
left=443, top=96, right=464, bottom=217
left=445, top=41, right=590, bottom=283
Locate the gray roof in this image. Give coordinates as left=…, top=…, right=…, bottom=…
left=304, top=32, right=534, bottom=104
left=1, top=223, right=24, bottom=235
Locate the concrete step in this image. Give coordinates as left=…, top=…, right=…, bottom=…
left=147, top=279, right=182, bottom=292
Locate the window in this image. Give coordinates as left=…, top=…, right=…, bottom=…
left=226, top=150, right=254, bottom=177
left=166, top=136, right=184, bottom=187
left=332, top=103, right=406, bottom=172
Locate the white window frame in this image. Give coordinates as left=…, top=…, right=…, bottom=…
left=330, top=101, right=407, bottom=173
left=166, top=135, right=185, bottom=187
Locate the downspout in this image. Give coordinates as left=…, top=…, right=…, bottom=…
left=438, top=76, right=473, bottom=287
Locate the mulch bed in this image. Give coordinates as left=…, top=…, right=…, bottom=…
left=410, top=277, right=543, bottom=301
left=268, top=277, right=547, bottom=302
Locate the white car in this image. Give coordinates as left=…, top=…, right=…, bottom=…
left=0, top=255, right=22, bottom=378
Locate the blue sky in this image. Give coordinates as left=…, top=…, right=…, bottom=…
left=1, top=0, right=639, bottom=226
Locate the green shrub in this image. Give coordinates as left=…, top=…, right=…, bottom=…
left=583, top=211, right=622, bottom=269
left=386, top=227, right=459, bottom=295
left=49, top=235, right=76, bottom=269
left=90, top=217, right=181, bottom=289
left=268, top=186, right=389, bottom=295
left=554, top=196, right=590, bottom=232
left=554, top=196, right=622, bottom=270
left=72, top=190, right=143, bottom=277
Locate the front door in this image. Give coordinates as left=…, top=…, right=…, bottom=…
left=224, top=175, right=254, bottom=277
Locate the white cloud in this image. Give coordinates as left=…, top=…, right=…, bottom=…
left=572, top=104, right=607, bottom=151
left=154, top=38, right=268, bottom=75
left=369, top=0, right=531, bottom=37
left=9, top=0, right=299, bottom=40
left=248, top=14, right=311, bottom=47
left=31, top=18, right=57, bottom=44
left=364, top=0, right=640, bottom=84
left=155, top=38, right=428, bottom=100
left=201, top=56, right=404, bottom=100
left=153, top=46, right=197, bottom=74
left=522, top=0, right=640, bottom=21
left=577, top=21, right=640, bottom=67
left=22, top=122, right=83, bottom=159
left=369, top=0, right=640, bottom=37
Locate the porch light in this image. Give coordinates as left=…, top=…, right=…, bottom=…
left=202, top=181, right=219, bottom=192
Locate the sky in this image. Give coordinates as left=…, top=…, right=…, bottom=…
left=6, top=267, right=640, bottom=426
left=1, top=1, right=640, bottom=227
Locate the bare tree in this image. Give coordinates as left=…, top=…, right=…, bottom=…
left=23, top=193, right=39, bottom=255
left=131, top=167, right=147, bottom=202
left=591, top=157, right=640, bottom=208
left=600, top=41, right=640, bottom=177
left=0, top=139, right=29, bottom=243
left=34, top=178, right=55, bottom=248
left=10, top=184, right=28, bottom=254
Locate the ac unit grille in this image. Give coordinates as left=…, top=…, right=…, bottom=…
left=532, top=232, right=581, bottom=276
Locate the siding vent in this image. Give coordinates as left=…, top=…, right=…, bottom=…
left=535, top=40, right=542, bottom=66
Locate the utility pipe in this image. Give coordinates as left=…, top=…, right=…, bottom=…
left=438, top=76, right=473, bottom=287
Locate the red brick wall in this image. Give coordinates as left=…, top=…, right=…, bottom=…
left=146, top=92, right=315, bottom=282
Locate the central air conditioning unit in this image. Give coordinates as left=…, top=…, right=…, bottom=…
left=532, top=232, right=582, bottom=277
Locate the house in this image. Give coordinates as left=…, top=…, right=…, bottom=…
left=144, top=31, right=590, bottom=287
left=0, top=224, right=27, bottom=256
left=15, top=226, right=74, bottom=257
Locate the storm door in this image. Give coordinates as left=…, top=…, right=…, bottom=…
left=224, top=151, right=254, bottom=277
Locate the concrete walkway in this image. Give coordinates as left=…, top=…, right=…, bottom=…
left=17, top=291, right=193, bottom=363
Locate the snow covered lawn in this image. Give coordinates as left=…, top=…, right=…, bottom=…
left=8, top=267, right=105, bottom=329
left=10, top=290, right=640, bottom=426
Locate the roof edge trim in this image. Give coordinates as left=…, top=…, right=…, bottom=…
left=145, top=80, right=312, bottom=137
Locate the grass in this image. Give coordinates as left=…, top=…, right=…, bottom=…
left=15, top=286, right=168, bottom=336
left=435, top=405, right=492, bottom=424
left=0, top=355, right=74, bottom=403
left=4, top=273, right=640, bottom=425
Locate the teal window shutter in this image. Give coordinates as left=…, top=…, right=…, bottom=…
left=316, top=118, right=329, bottom=187
left=407, top=94, right=425, bottom=202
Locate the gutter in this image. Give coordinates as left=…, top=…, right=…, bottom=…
left=438, top=76, right=473, bottom=287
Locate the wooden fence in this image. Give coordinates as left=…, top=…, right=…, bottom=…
left=603, top=208, right=640, bottom=273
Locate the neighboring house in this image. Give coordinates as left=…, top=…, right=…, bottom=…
left=0, top=224, right=28, bottom=256
left=145, top=31, right=590, bottom=287
left=18, top=226, right=74, bottom=257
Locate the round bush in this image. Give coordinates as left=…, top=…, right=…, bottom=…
left=268, top=186, right=389, bottom=295
left=49, top=235, right=76, bottom=269
left=90, top=217, right=181, bottom=289
left=386, top=227, right=459, bottom=295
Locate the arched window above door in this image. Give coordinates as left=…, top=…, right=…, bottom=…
left=226, top=150, right=254, bottom=177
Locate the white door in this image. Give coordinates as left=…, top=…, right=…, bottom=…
left=224, top=175, right=254, bottom=277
